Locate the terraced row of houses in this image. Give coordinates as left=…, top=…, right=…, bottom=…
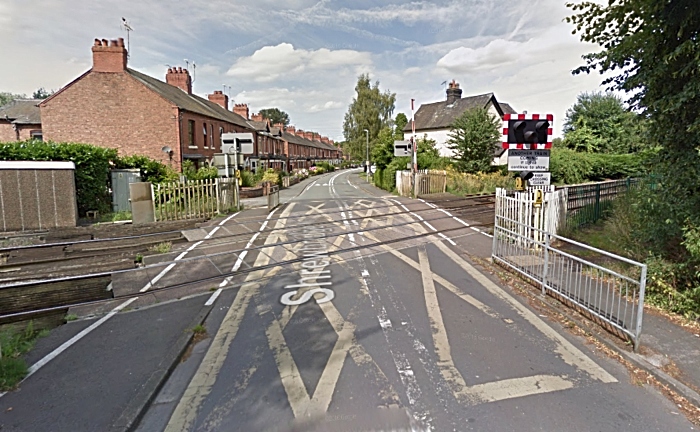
left=0, top=36, right=342, bottom=172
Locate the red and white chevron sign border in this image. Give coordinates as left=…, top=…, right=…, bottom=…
left=502, top=113, right=553, bottom=149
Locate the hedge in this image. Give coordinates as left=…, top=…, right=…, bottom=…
left=0, top=141, right=177, bottom=217
left=549, top=148, right=647, bottom=184
left=0, top=141, right=117, bottom=216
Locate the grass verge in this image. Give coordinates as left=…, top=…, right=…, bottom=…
left=0, top=322, right=49, bottom=391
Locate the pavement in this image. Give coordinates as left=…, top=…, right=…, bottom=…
left=1, top=169, right=699, bottom=431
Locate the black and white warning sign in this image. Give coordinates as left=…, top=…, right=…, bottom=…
left=507, top=149, right=550, bottom=172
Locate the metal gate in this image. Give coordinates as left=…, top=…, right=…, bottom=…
left=492, top=187, right=648, bottom=350
left=111, top=169, right=141, bottom=213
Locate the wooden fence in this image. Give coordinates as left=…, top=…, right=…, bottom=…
left=395, top=170, right=447, bottom=197
left=153, top=178, right=238, bottom=221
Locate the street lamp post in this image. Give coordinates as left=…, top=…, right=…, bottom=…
left=363, top=128, right=369, bottom=182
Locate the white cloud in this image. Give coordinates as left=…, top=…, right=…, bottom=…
left=226, top=43, right=372, bottom=82
left=307, top=101, right=344, bottom=113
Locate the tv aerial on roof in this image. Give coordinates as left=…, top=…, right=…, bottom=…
left=121, top=18, right=134, bottom=58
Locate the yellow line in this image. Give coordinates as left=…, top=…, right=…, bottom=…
left=165, top=203, right=296, bottom=431
left=432, top=241, right=617, bottom=384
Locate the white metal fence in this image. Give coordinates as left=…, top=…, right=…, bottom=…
left=153, top=177, right=238, bottom=221
left=395, top=170, right=447, bottom=197
left=492, top=187, right=647, bottom=350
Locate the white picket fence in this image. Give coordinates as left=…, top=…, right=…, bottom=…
left=153, top=177, right=238, bottom=221
left=494, top=187, right=567, bottom=243
left=395, top=170, right=447, bottom=197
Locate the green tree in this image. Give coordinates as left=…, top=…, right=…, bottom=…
left=563, top=92, right=644, bottom=153
left=394, top=113, right=408, bottom=139
left=258, top=108, right=290, bottom=126
left=32, top=88, right=53, bottom=99
left=342, top=74, right=396, bottom=161
left=567, top=0, right=700, bottom=300
left=447, top=108, right=500, bottom=173
left=370, top=127, right=396, bottom=170
left=0, top=92, right=26, bottom=107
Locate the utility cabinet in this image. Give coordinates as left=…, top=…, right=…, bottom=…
left=111, top=169, right=142, bottom=213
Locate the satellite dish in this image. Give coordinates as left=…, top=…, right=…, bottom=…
left=161, top=146, right=172, bottom=154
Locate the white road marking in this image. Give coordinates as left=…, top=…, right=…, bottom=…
left=204, top=226, right=220, bottom=239
left=10, top=211, right=244, bottom=389
left=205, top=288, right=223, bottom=306
left=438, top=209, right=452, bottom=217
left=438, top=232, right=457, bottom=245
left=260, top=220, right=268, bottom=231
left=423, top=221, right=437, bottom=232
left=361, top=270, right=369, bottom=277
left=466, top=375, right=573, bottom=403
left=166, top=203, right=296, bottom=431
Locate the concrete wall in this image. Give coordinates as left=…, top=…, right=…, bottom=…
left=0, top=161, right=78, bottom=231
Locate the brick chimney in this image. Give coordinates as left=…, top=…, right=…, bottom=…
left=273, top=123, right=285, bottom=130
left=446, top=79, right=462, bottom=105
left=296, top=129, right=305, bottom=137
left=208, top=90, right=228, bottom=109
left=233, top=103, right=249, bottom=120
left=92, top=38, right=127, bottom=73
left=166, top=67, right=192, bottom=94
left=251, top=112, right=264, bottom=122
left=321, top=136, right=330, bottom=144
left=304, top=131, right=314, bottom=140
left=287, top=125, right=296, bottom=133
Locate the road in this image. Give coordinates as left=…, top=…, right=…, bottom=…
left=140, top=169, right=694, bottom=432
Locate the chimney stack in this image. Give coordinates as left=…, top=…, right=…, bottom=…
left=286, top=125, right=296, bottom=133
left=273, top=122, right=285, bottom=130
left=166, top=67, right=192, bottom=94
left=295, top=129, right=305, bottom=137
left=304, top=131, right=314, bottom=141
left=233, top=103, right=249, bottom=120
left=251, top=112, right=264, bottom=122
left=92, top=38, right=127, bottom=73
left=446, top=79, right=462, bottom=105
left=208, top=90, right=228, bottom=109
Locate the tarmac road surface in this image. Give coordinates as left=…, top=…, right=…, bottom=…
left=138, top=169, right=694, bottom=431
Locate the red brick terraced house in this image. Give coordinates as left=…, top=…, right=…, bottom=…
left=0, top=99, right=43, bottom=142
left=39, top=37, right=254, bottom=171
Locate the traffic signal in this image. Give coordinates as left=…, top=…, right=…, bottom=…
left=502, top=114, right=553, bottom=148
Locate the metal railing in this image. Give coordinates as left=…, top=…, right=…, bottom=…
left=492, top=209, right=647, bottom=351
left=561, top=178, right=638, bottom=229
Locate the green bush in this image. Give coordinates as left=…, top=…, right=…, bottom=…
left=549, top=148, right=647, bottom=184
left=261, top=168, right=282, bottom=186
left=0, top=140, right=117, bottom=216
left=182, top=160, right=217, bottom=180
left=114, top=154, right=178, bottom=184
left=240, top=170, right=255, bottom=187
left=316, top=161, right=336, bottom=172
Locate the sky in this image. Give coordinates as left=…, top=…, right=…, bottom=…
left=0, top=0, right=609, bottom=140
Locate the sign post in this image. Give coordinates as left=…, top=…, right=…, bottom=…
left=411, top=98, right=417, bottom=198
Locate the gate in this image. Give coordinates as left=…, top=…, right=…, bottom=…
left=395, top=170, right=447, bottom=197
left=153, top=178, right=238, bottom=221
left=492, top=187, right=647, bottom=350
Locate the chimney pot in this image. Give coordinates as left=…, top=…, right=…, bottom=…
left=446, top=80, right=462, bottom=104
left=232, top=103, right=249, bottom=120
left=166, top=65, right=192, bottom=94
left=92, top=36, right=128, bottom=72
left=208, top=90, right=229, bottom=109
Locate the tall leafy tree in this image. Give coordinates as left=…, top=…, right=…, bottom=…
left=259, top=108, right=290, bottom=126
left=343, top=74, right=396, bottom=160
left=563, top=92, right=644, bottom=153
left=0, top=92, right=26, bottom=107
left=567, top=0, right=700, bottom=258
left=394, top=113, right=408, bottom=139
left=32, top=87, right=53, bottom=99
left=447, top=108, right=500, bottom=173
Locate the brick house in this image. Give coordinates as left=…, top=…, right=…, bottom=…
left=0, top=99, right=43, bottom=142
left=39, top=37, right=254, bottom=171
left=405, top=80, right=517, bottom=164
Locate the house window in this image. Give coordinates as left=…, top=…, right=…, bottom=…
left=210, top=124, right=214, bottom=148
left=203, top=123, right=208, bottom=148
left=219, top=127, right=223, bottom=150
left=188, top=120, right=195, bottom=147
left=29, top=130, right=43, bottom=141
